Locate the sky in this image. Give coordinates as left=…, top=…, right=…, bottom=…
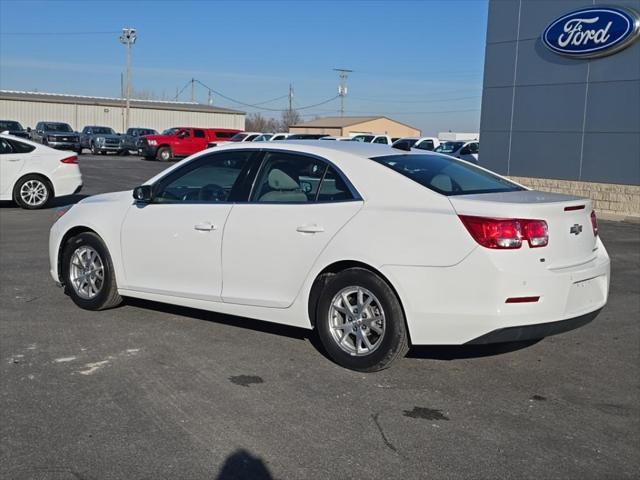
left=0, top=0, right=488, bottom=136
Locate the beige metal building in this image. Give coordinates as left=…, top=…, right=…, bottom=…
left=289, top=116, right=420, bottom=137
left=0, top=90, right=245, bottom=133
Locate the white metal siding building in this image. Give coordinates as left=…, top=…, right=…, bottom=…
left=0, top=90, right=245, bottom=133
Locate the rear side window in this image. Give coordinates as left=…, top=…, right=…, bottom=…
left=371, top=154, right=523, bottom=196
left=0, top=138, right=35, bottom=154
left=415, top=140, right=434, bottom=151
left=215, top=131, right=235, bottom=139
left=193, top=129, right=205, bottom=138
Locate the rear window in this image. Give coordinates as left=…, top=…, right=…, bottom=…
left=371, top=154, right=523, bottom=196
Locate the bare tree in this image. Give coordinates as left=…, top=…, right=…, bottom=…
left=280, top=109, right=301, bottom=131
left=245, top=113, right=280, bottom=132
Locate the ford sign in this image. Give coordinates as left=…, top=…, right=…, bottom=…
left=542, top=6, right=640, bottom=58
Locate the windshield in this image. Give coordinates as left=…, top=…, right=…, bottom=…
left=92, top=127, right=115, bottom=135
left=45, top=123, right=73, bottom=132
left=254, top=134, right=273, bottom=142
left=434, top=141, right=464, bottom=153
left=229, top=133, right=248, bottom=142
left=351, top=135, right=375, bottom=143
left=371, top=154, right=523, bottom=196
left=0, top=121, right=23, bottom=131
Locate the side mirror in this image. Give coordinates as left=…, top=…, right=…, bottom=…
left=26, top=127, right=32, bottom=133
left=133, top=185, right=153, bottom=203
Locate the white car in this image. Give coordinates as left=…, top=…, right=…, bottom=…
left=435, top=140, right=479, bottom=163
left=255, top=133, right=292, bottom=141
left=49, top=142, right=609, bottom=371
left=1, top=134, right=82, bottom=209
left=392, top=137, right=441, bottom=151
left=350, top=134, right=392, bottom=145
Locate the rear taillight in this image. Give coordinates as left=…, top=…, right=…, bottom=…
left=458, top=215, right=548, bottom=249
left=590, top=210, right=598, bottom=237
left=60, top=155, right=78, bottom=164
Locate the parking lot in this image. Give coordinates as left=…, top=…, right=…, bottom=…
left=1, top=154, right=638, bottom=480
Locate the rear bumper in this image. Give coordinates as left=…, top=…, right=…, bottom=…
left=381, top=238, right=610, bottom=345
left=465, top=308, right=602, bottom=344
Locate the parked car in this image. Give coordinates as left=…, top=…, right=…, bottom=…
left=140, top=127, right=241, bottom=161
left=120, top=127, right=158, bottom=154
left=31, top=122, right=81, bottom=154
left=286, top=133, right=330, bottom=140
left=49, top=141, right=608, bottom=371
left=80, top=126, right=124, bottom=155
left=0, top=133, right=82, bottom=209
left=254, top=133, right=277, bottom=142
left=392, top=137, right=441, bottom=151
left=350, top=134, right=392, bottom=144
left=435, top=140, right=479, bottom=163
left=320, top=136, right=352, bottom=141
left=0, top=120, right=31, bottom=139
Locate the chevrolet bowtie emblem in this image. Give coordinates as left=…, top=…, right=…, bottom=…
left=570, top=224, right=583, bottom=235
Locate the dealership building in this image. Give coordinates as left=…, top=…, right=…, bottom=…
left=0, top=90, right=245, bottom=134
left=480, top=0, right=640, bottom=219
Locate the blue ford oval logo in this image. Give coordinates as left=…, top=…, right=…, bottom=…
left=542, top=6, right=640, bottom=58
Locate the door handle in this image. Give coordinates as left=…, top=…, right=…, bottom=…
left=7, top=158, right=21, bottom=162
left=194, top=222, right=217, bottom=231
left=296, top=224, right=325, bottom=234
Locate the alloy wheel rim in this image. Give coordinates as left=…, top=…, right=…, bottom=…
left=69, top=246, right=105, bottom=299
left=328, top=286, right=386, bottom=356
left=19, top=180, right=48, bottom=206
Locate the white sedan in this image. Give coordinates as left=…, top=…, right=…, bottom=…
left=1, top=134, right=83, bottom=209
left=49, top=142, right=609, bottom=371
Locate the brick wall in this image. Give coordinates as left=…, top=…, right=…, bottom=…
left=509, top=177, right=640, bottom=221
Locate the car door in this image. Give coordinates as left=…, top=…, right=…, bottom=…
left=192, top=129, right=208, bottom=152
left=0, top=138, right=27, bottom=196
left=171, top=129, right=193, bottom=156
left=120, top=149, right=257, bottom=300
left=221, top=150, right=363, bottom=308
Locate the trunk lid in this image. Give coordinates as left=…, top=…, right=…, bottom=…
left=449, top=190, right=597, bottom=268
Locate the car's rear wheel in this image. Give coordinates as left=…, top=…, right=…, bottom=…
left=119, top=149, right=129, bottom=156
left=156, top=146, right=172, bottom=161
left=62, top=232, right=122, bottom=310
left=316, top=268, right=408, bottom=372
left=76, top=148, right=83, bottom=155
left=13, top=174, right=52, bottom=209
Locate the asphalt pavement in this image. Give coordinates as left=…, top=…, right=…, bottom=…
left=1, top=154, right=639, bottom=479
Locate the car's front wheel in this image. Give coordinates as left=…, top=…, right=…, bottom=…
left=62, top=232, right=122, bottom=310
left=91, top=143, right=99, bottom=155
left=316, top=268, right=409, bottom=372
left=156, top=146, right=172, bottom=161
left=13, top=174, right=52, bottom=209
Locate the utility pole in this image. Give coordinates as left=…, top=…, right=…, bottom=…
left=333, top=68, right=352, bottom=116
left=119, top=27, right=137, bottom=131
left=191, top=78, right=195, bottom=103
left=208, top=89, right=213, bottom=106
left=288, top=83, right=294, bottom=114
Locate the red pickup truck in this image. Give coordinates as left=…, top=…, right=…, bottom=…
left=139, top=127, right=241, bottom=161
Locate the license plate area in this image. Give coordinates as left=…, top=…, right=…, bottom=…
left=565, top=275, right=606, bottom=315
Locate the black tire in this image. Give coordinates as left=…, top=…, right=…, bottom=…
left=61, top=232, right=122, bottom=311
left=156, top=146, right=172, bottom=161
left=119, top=149, right=130, bottom=156
left=315, top=268, right=409, bottom=372
left=13, top=174, right=52, bottom=210
left=143, top=156, right=154, bottom=161
left=76, top=148, right=83, bottom=155
left=91, top=143, right=99, bottom=155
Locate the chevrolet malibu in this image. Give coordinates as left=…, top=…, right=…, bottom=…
left=49, top=142, right=609, bottom=371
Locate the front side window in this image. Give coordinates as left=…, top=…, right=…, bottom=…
left=415, top=140, right=435, bottom=151
left=252, top=152, right=327, bottom=203
left=373, top=136, right=388, bottom=144
left=229, top=133, right=248, bottom=142
left=351, top=135, right=375, bottom=143
left=468, top=142, right=479, bottom=154
left=371, top=154, right=522, bottom=196
left=0, top=121, right=23, bottom=131
left=153, top=151, right=253, bottom=203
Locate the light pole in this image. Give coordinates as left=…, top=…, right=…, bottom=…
left=119, top=28, right=137, bottom=131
